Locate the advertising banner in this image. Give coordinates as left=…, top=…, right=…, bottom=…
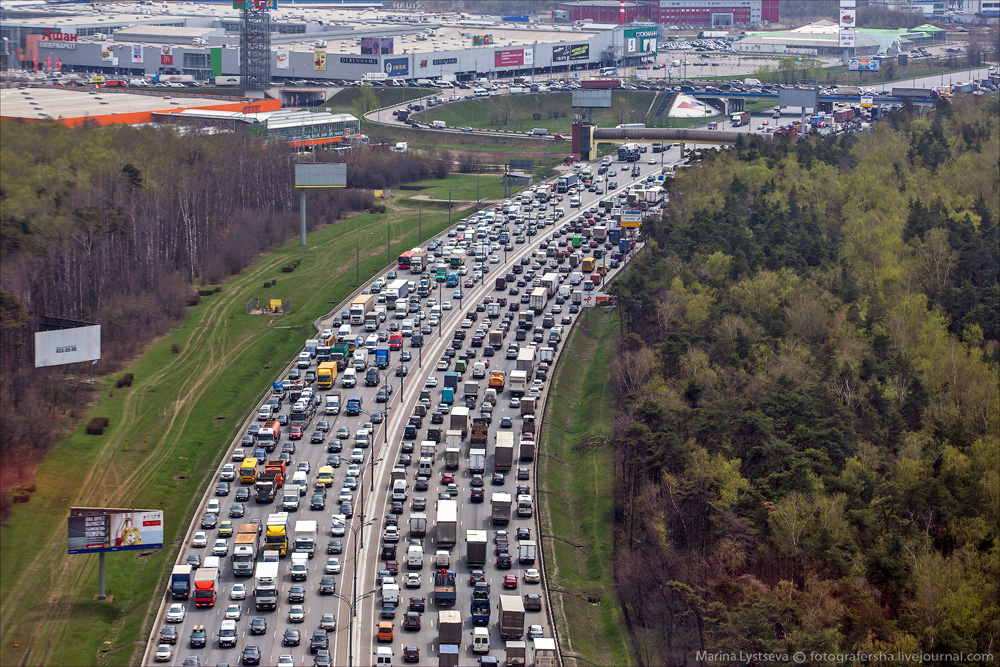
left=570, top=44, right=590, bottom=61
left=553, top=44, right=570, bottom=62
left=68, top=508, right=164, bottom=554
left=860, top=96, right=874, bottom=107
left=160, top=45, right=172, bottom=66
left=524, top=49, right=533, bottom=66
left=839, top=29, right=855, bottom=48
left=383, top=57, right=409, bottom=77
left=839, top=8, right=856, bottom=28
left=276, top=48, right=289, bottom=69
left=314, top=49, right=326, bottom=71
left=131, top=44, right=143, bottom=64
left=495, top=49, right=524, bottom=68
left=472, top=34, right=494, bottom=46
left=100, top=42, right=113, bottom=62
left=849, top=58, right=879, bottom=72
left=34, top=325, right=101, bottom=368
left=361, top=37, right=393, bottom=55
left=625, top=28, right=658, bottom=54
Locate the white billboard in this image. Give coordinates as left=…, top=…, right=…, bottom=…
left=35, top=325, right=101, bottom=368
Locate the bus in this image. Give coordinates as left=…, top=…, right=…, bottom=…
left=599, top=67, right=618, bottom=76
left=397, top=250, right=414, bottom=271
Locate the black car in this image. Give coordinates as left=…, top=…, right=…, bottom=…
left=470, top=488, right=484, bottom=503
left=409, top=596, right=425, bottom=612
left=240, top=434, right=255, bottom=448
left=309, top=629, right=329, bottom=653
left=313, top=649, right=333, bottom=667
left=524, top=593, right=543, bottom=611
left=403, top=611, right=421, bottom=630
left=310, top=494, right=326, bottom=510
left=403, top=646, right=420, bottom=663
left=249, top=617, right=267, bottom=635
left=215, top=482, right=230, bottom=496
left=200, top=513, right=217, bottom=529
left=186, top=554, right=202, bottom=569
left=311, top=431, right=325, bottom=443
left=391, top=501, right=404, bottom=514
left=381, top=544, right=397, bottom=560
left=341, top=501, right=354, bottom=518
left=234, top=487, right=250, bottom=502
left=189, top=625, right=207, bottom=648
left=241, top=644, right=261, bottom=665
left=229, top=502, right=246, bottom=518
left=327, top=539, right=343, bottom=554
left=491, top=472, right=505, bottom=485
left=287, top=585, right=306, bottom=603
left=283, top=628, right=301, bottom=646
left=159, top=626, right=178, bottom=645
left=319, top=575, right=336, bottom=594
left=497, top=553, right=512, bottom=569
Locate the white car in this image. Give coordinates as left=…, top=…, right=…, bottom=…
left=405, top=573, right=421, bottom=588
left=509, top=397, right=521, bottom=408
left=425, top=377, right=438, bottom=388
left=212, top=539, right=229, bottom=556
left=192, top=531, right=208, bottom=548
left=206, top=498, right=221, bottom=514
left=277, top=656, right=295, bottom=667
left=219, top=463, right=237, bottom=482
left=347, top=464, right=361, bottom=477
left=490, top=255, right=500, bottom=264
left=383, top=526, right=400, bottom=542
left=338, top=488, right=353, bottom=504
left=166, top=603, right=186, bottom=623
left=442, top=301, right=452, bottom=310
left=288, top=605, right=305, bottom=622
left=528, top=624, right=544, bottom=639
left=230, top=583, right=247, bottom=600
left=224, top=604, right=242, bottom=620
left=428, top=316, right=440, bottom=327
left=325, top=557, right=342, bottom=574
left=154, top=644, right=173, bottom=662
left=350, top=448, right=364, bottom=464
left=524, top=568, right=541, bottom=583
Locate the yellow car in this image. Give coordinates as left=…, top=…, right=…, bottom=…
left=218, top=520, right=234, bottom=537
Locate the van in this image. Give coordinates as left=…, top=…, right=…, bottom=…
left=282, top=488, right=300, bottom=512
left=203, top=556, right=221, bottom=572
left=473, top=88, right=488, bottom=97
left=401, top=320, right=414, bottom=337
left=473, top=627, right=490, bottom=653
left=342, top=368, right=357, bottom=388
left=392, top=479, right=407, bottom=501
left=407, top=543, right=423, bottom=568
left=325, top=394, right=340, bottom=415
left=297, top=352, right=311, bottom=369
left=337, top=324, right=352, bottom=343
left=529, top=128, right=548, bottom=136
left=431, top=306, right=442, bottom=318
left=377, top=621, right=393, bottom=642
left=292, top=471, right=308, bottom=494
left=352, top=350, right=368, bottom=370
left=258, top=405, right=274, bottom=421
left=317, top=466, right=335, bottom=486
left=366, top=333, right=379, bottom=351
left=375, top=646, right=393, bottom=666
left=417, top=457, right=433, bottom=477
left=570, top=196, right=581, bottom=208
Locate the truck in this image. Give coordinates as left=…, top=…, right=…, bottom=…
left=349, top=294, right=375, bottom=325
left=892, top=86, right=936, bottom=99
left=265, top=460, right=286, bottom=487
left=494, top=432, right=514, bottom=472
left=581, top=79, right=621, bottom=89
left=394, top=298, right=408, bottom=318
left=472, top=581, right=493, bottom=627
left=464, top=380, right=479, bottom=398
left=515, top=347, right=535, bottom=373
left=232, top=524, right=260, bottom=577
left=170, top=564, right=192, bottom=599
left=556, top=174, right=577, bottom=193
left=345, top=394, right=362, bottom=416
left=499, top=594, right=526, bottom=640
left=508, top=370, right=528, bottom=397
left=832, top=108, right=855, bottom=123
left=255, top=471, right=278, bottom=503
left=730, top=110, right=751, bottom=127
left=282, top=486, right=300, bottom=512
left=529, top=287, right=548, bottom=313
left=488, top=329, right=504, bottom=347
left=270, top=381, right=286, bottom=402
left=445, top=447, right=461, bottom=470
left=449, top=407, right=469, bottom=439
left=469, top=448, right=486, bottom=475
left=519, top=435, right=535, bottom=462
left=489, top=370, right=506, bottom=391
left=466, top=529, right=488, bottom=567
left=518, top=539, right=537, bottom=564
left=438, top=609, right=462, bottom=645
left=410, top=251, right=427, bottom=274
left=539, top=346, right=554, bottom=364
left=433, top=569, right=457, bottom=606
left=324, top=392, right=341, bottom=415
left=443, top=372, right=459, bottom=390
left=491, top=492, right=512, bottom=525
left=437, top=499, right=458, bottom=547
left=520, top=396, right=536, bottom=417
left=374, top=347, right=389, bottom=369
left=430, top=120, right=447, bottom=129
left=517, top=494, right=534, bottom=519
left=254, top=561, right=280, bottom=610
left=316, top=361, right=337, bottom=389
left=193, top=567, right=219, bottom=607
left=293, top=519, right=317, bottom=557
left=470, top=417, right=489, bottom=445
left=386, top=278, right=408, bottom=300
left=265, top=512, right=289, bottom=556
left=533, top=637, right=557, bottom=667
left=330, top=344, right=350, bottom=370
left=409, top=512, right=428, bottom=539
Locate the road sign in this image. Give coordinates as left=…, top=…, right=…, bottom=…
left=622, top=209, right=642, bottom=223
left=580, top=292, right=613, bottom=307
left=621, top=221, right=642, bottom=228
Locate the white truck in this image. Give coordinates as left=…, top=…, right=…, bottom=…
left=382, top=582, right=401, bottom=605
left=293, top=520, right=317, bottom=557
left=407, top=543, right=424, bottom=569
left=325, top=393, right=341, bottom=415
left=409, top=512, right=427, bottom=537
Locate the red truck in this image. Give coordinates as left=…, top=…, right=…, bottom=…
left=193, top=567, right=219, bottom=607
left=389, top=333, right=403, bottom=350
left=832, top=108, right=854, bottom=123
left=581, top=79, right=621, bottom=89
left=264, top=460, right=286, bottom=488
left=591, top=273, right=602, bottom=285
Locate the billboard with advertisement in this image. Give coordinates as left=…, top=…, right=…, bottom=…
left=624, top=28, right=658, bottom=54
left=495, top=49, right=524, bottom=68
left=276, top=48, right=289, bottom=69
left=361, top=37, right=393, bottom=55
left=131, top=44, right=143, bottom=64
left=849, top=58, right=879, bottom=72
left=68, top=508, right=164, bottom=554
left=34, top=325, right=101, bottom=368
left=553, top=44, right=571, bottom=62
left=839, top=8, right=856, bottom=28
left=314, top=49, right=327, bottom=70
left=570, top=44, right=590, bottom=61
left=160, top=45, right=172, bottom=66
left=839, top=29, right=856, bottom=48
left=383, top=57, right=409, bottom=77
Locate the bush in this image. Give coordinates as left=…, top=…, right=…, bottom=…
left=87, top=417, right=109, bottom=435
left=12, top=490, right=29, bottom=504
left=186, top=294, right=201, bottom=306
left=263, top=281, right=272, bottom=288
left=17, top=483, right=36, bottom=493
left=214, top=286, right=221, bottom=293
left=197, top=288, right=215, bottom=296
left=171, top=344, right=179, bottom=354
left=281, top=265, right=294, bottom=273
left=116, top=373, right=134, bottom=388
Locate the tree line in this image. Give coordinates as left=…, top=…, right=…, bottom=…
left=606, top=97, right=999, bottom=665
left=0, top=121, right=449, bottom=505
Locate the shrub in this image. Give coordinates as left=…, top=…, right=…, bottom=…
left=171, top=344, right=179, bottom=354
left=214, top=286, right=221, bottom=293
left=12, top=490, right=29, bottom=504
left=17, top=483, right=36, bottom=493
left=263, top=281, right=272, bottom=288
left=186, top=294, right=201, bottom=306
left=198, top=288, right=215, bottom=296
left=87, top=417, right=109, bottom=435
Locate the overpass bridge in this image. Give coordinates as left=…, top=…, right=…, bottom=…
left=687, top=90, right=936, bottom=116
left=571, top=123, right=784, bottom=161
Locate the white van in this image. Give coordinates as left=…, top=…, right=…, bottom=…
left=473, top=88, right=488, bottom=97
left=366, top=333, right=379, bottom=351
left=375, top=647, right=393, bottom=666
left=292, top=471, right=308, bottom=495
left=203, top=556, right=221, bottom=572
left=473, top=627, right=490, bottom=654
left=325, top=394, right=340, bottom=415
left=297, top=352, right=311, bottom=369
left=337, top=324, right=352, bottom=342
left=570, top=195, right=581, bottom=208
left=392, top=479, right=407, bottom=501
left=352, top=349, right=368, bottom=370
left=342, top=368, right=357, bottom=388
left=407, top=543, right=423, bottom=569
left=401, top=320, right=414, bottom=337
left=417, top=457, right=432, bottom=477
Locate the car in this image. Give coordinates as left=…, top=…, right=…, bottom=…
left=206, top=498, right=222, bottom=514
left=403, top=611, right=421, bottom=630
left=200, top=513, right=217, bottom=529
left=380, top=602, right=397, bottom=619
left=336, top=426, right=350, bottom=440
left=220, top=463, right=237, bottom=482
left=425, top=377, right=438, bottom=388
left=289, top=426, right=303, bottom=440
left=159, top=626, right=178, bottom=645
left=180, top=657, right=200, bottom=667
left=497, top=552, right=512, bottom=569
left=192, top=531, right=208, bottom=548
left=471, top=488, right=484, bottom=502
left=350, top=448, right=365, bottom=463
left=213, top=539, right=229, bottom=556
left=492, top=472, right=505, bottom=485
left=405, top=572, right=421, bottom=588
left=385, top=514, right=399, bottom=527
left=524, top=568, right=541, bottom=583
left=187, top=624, right=207, bottom=648
left=166, top=603, right=186, bottom=623
left=226, top=583, right=248, bottom=604
left=314, top=649, right=333, bottom=667
left=381, top=544, right=397, bottom=560
left=288, top=604, right=305, bottom=622
left=499, top=417, right=513, bottom=429
left=504, top=574, right=518, bottom=589
left=288, top=584, right=306, bottom=603
left=319, top=575, right=336, bottom=594
left=517, top=526, right=531, bottom=540
left=471, top=474, right=484, bottom=488
left=441, top=472, right=455, bottom=484
left=248, top=617, right=267, bottom=636
left=283, top=628, right=301, bottom=646
left=185, top=554, right=202, bottom=569
left=325, top=557, right=342, bottom=574
left=234, top=487, right=250, bottom=502
left=524, top=593, right=543, bottom=611
left=154, top=643, right=173, bottom=662
left=517, top=467, right=530, bottom=480
left=310, top=494, right=326, bottom=510
left=309, top=628, right=329, bottom=654
left=241, top=644, right=262, bottom=665
left=403, top=645, right=420, bottom=663
left=411, top=496, right=427, bottom=511
left=225, top=603, right=242, bottom=620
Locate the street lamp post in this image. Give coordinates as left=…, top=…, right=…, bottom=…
left=330, top=541, right=376, bottom=667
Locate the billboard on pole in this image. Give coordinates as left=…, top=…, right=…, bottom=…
left=68, top=507, right=164, bottom=554
left=34, top=325, right=101, bottom=368
left=849, top=58, right=879, bottom=72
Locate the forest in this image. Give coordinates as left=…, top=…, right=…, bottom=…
left=607, top=97, right=999, bottom=665
left=0, top=121, right=448, bottom=502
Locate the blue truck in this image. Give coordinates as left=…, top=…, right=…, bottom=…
left=345, top=395, right=363, bottom=416
left=446, top=273, right=459, bottom=287
left=471, top=581, right=491, bottom=625
left=608, top=226, right=622, bottom=245
left=375, top=348, right=389, bottom=369
left=171, top=565, right=192, bottom=599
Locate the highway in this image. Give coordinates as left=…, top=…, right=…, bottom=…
left=146, top=146, right=676, bottom=667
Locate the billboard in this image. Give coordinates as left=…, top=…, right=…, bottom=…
left=495, top=49, right=524, bottom=68
left=361, top=37, right=393, bottom=55
left=160, top=45, right=172, bottom=66
left=131, top=44, right=143, bottom=64
left=849, top=58, right=879, bottom=72
left=625, top=28, right=658, bottom=54
left=472, top=34, right=494, bottom=47
left=314, top=49, right=326, bottom=71
left=35, top=325, right=101, bottom=368
left=839, top=29, right=856, bottom=48
left=839, top=8, right=856, bottom=28
left=383, top=57, right=409, bottom=77
left=68, top=508, right=164, bottom=554
left=570, top=44, right=590, bottom=61
left=553, top=44, right=571, bottom=62
left=276, top=48, right=289, bottom=69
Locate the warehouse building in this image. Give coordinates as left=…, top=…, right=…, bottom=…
left=736, top=20, right=934, bottom=57
left=557, top=0, right=780, bottom=27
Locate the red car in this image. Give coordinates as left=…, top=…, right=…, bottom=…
left=503, top=574, right=518, bottom=589
left=553, top=134, right=566, bottom=140
left=386, top=560, right=399, bottom=575
left=289, top=426, right=303, bottom=440
left=441, top=472, right=455, bottom=484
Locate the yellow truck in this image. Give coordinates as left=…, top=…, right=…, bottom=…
left=239, top=458, right=258, bottom=484
left=489, top=371, right=506, bottom=391
left=317, top=361, right=337, bottom=390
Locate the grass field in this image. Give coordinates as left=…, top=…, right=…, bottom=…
left=394, top=173, right=507, bottom=204
left=539, top=307, right=635, bottom=667
left=0, top=200, right=452, bottom=666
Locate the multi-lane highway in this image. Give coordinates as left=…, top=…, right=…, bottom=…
left=145, top=145, right=674, bottom=667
